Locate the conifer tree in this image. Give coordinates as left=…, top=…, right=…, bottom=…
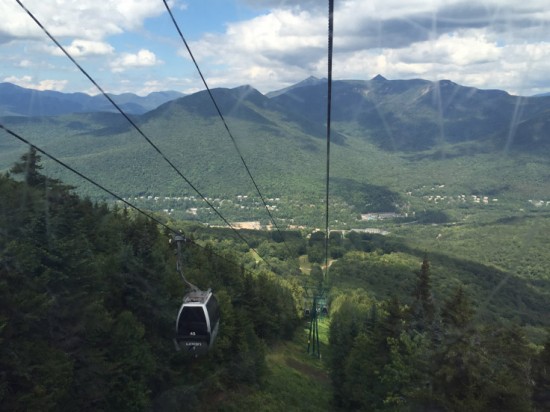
left=433, top=286, right=485, bottom=410
left=10, top=146, right=46, bottom=187
left=441, top=285, right=474, bottom=329
left=482, top=324, right=534, bottom=411
left=410, top=254, right=435, bottom=332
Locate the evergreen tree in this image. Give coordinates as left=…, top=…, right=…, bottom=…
left=10, top=146, right=47, bottom=187
left=481, top=324, right=534, bottom=412
left=328, top=290, right=372, bottom=406
left=441, top=285, right=474, bottom=329
left=339, top=296, right=425, bottom=411
left=410, top=254, right=435, bottom=333
left=433, top=286, right=486, bottom=411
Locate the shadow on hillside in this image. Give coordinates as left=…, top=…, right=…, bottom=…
left=331, top=177, right=401, bottom=213
left=400, top=142, right=492, bottom=161
left=343, top=234, right=550, bottom=327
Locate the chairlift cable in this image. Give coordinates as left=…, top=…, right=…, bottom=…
left=0, top=123, right=274, bottom=277
left=15, top=0, right=276, bottom=270
left=173, top=234, right=200, bottom=292
left=306, top=0, right=334, bottom=359
left=0, top=123, right=176, bottom=234
left=324, top=0, right=335, bottom=280
left=162, top=0, right=294, bottom=258
left=1, top=122, right=222, bottom=356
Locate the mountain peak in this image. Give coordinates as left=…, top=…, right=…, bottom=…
left=266, top=76, right=326, bottom=98
left=371, top=74, right=387, bottom=82
left=303, top=75, right=320, bottom=82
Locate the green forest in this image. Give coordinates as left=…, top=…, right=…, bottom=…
left=1, top=150, right=549, bottom=411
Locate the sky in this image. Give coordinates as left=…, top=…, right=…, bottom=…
left=0, top=0, right=549, bottom=96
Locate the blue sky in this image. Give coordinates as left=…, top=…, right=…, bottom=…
left=1, top=0, right=549, bottom=96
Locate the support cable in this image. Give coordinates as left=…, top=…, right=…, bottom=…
left=173, top=234, right=200, bottom=292
left=324, top=0, right=335, bottom=279
left=1, top=123, right=177, bottom=235
left=15, top=0, right=273, bottom=268
left=0, top=123, right=276, bottom=275
left=162, top=0, right=294, bottom=258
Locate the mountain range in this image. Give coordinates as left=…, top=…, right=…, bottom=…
left=1, top=75, right=550, bottom=226
left=3, top=75, right=550, bottom=151
left=0, top=82, right=184, bottom=116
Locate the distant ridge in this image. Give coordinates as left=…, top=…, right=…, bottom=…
left=3, top=76, right=550, bottom=154
left=2, top=75, right=550, bottom=220
left=266, top=76, right=326, bottom=98
left=0, top=82, right=185, bottom=117
left=269, top=75, right=550, bottom=151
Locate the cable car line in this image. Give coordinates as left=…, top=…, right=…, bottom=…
left=324, top=0, right=335, bottom=279
left=302, top=0, right=334, bottom=360
left=8, top=0, right=338, bottom=359
left=162, top=0, right=294, bottom=258
left=0, top=123, right=177, bottom=234
left=14, top=0, right=336, bottom=277
left=1, top=126, right=282, bottom=349
left=173, top=234, right=200, bottom=292
left=2, top=123, right=233, bottom=355
left=0, top=123, right=273, bottom=277
left=15, top=0, right=276, bottom=269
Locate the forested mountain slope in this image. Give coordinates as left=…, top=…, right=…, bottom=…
left=1, top=151, right=549, bottom=411
left=271, top=75, right=550, bottom=152
left=2, top=77, right=550, bottom=230
left=0, top=150, right=301, bottom=411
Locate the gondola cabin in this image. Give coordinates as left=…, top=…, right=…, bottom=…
left=175, top=289, right=220, bottom=355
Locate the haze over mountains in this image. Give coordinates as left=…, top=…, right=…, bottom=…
left=1, top=75, right=550, bottom=226
left=3, top=75, right=550, bottom=152
left=0, top=82, right=184, bottom=117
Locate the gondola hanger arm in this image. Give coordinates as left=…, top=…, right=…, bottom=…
left=172, top=234, right=200, bottom=292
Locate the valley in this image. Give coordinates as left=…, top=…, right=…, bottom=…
left=2, top=78, right=550, bottom=223
left=3, top=0, right=550, bottom=409
left=2, top=78, right=550, bottom=294
left=2, top=129, right=549, bottom=410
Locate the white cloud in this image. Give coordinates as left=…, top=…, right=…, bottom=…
left=409, top=32, right=501, bottom=66
left=0, top=0, right=167, bottom=42
left=45, top=40, right=114, bottom=57
left=17, top=59, right=32, bottom=68
left=65, top=40, right=114, bottom=57
left=182, top=9, right=328, bottom=92
left=3, top=75, right=68, bottom=91
left=110, top=49, right=162, bottom=73
left=329, top=29, right=550, bottom=96
left=191, top=9, right=325, bottom=60
left=138, top=80, right=163, bottom=95
left=178, top=0, right=550, bottom=95
left=1, top=0, right=549, bottom=95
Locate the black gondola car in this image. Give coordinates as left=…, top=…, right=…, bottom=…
left=175, top=289, right=220, bottom=355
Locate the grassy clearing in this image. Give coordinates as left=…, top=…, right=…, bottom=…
left=299, top=255, right=313, bottom=274
left=216, top=319, right=333, bottom=411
